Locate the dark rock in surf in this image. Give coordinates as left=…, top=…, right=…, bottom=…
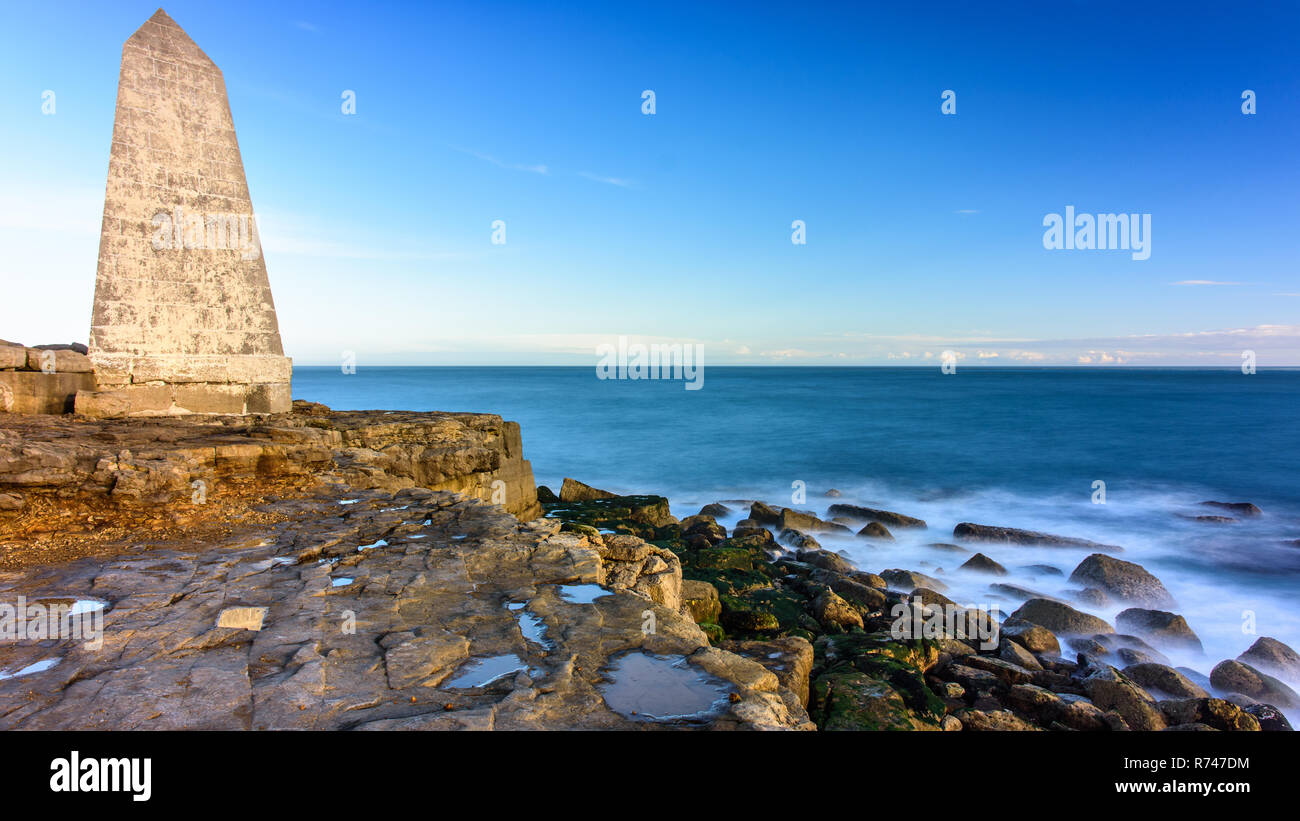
left=828, top=503, right=926, bottom=529
left=1068, top=553, right=1175, bottom=608
left=953, top=522, right=1122, bottom=552
left=1115, top=609, right=1202, bottom=653
left=857, top=521, right=894, bottom=541
left=1199, top=501, right=1262, bottom=517
left=959, top=552, right=1008, bottom=576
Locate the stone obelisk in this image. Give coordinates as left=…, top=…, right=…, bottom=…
left=78, top=8, right=291, bottom=417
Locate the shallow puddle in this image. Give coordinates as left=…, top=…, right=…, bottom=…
left=442, top=654, right=528, bottom=688
left=0, top=658, right=60, bottom=680
left=598, top=652, right=731, bottom=722
left=557, top=584, right=611, bottom=603
left=358, top=539, right=388, bottom=551
left=331, top=577, right=354, bottom=587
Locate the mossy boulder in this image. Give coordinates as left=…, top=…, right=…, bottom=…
left=811, top=670, right=940, bottom=731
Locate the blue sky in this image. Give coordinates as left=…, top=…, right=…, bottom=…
left=1, top=0, right=1297, bottom=365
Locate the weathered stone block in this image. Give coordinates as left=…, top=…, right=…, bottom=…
left=173, top=383, right=247, bottom=414
left=0, top=372, right=96, bottom=414
left=0, top=346, right=26, bottom=370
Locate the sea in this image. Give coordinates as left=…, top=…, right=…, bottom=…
left=295, top=365, right=1300, bottom=696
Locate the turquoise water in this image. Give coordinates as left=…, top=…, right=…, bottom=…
left=294, top=366, right=1300, bottom=683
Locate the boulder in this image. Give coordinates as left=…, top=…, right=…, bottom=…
left=1123, top=663, right=1210, bottom=698
left=811, top=671, right=939, bottom=731
left=1000, top=640, right=1044, bottom=671
left=827, top=503, right=926, bottom=529
left=699, top=502, right=731, bottom=517
left=1068, top=553, right=1175, bottom=608
left=1011, top=598, right=1114, bottom=636
left=680, top=580, right=721, bottom=625
left=960, top=552, right=1008, bottom=576
left=795, top=549, right=856, bottom=575
left=777, top=528, right=821, bottom=551
left=1243, top=703, right=1293, bottom=732
left=1115, top=609, right=1203, bottom=653
left=857, top=521, right=894, bottom=540
left=1158, top=698, right=1260, bottom=731
left=953, top=522, right=1121, bottom=552
left=1001, top=620, right=1061, bottom=655
left=1209, top=660, right=1300, bottom=708
left=812, top=589, right=864, bottom=631
left=881, top=568, right=946, bottom=592
left=1237, top=636, right=1300, bottom=682
left=748, top=501, right=781, bottom=525
left=953, top=708, right=1041, bottom=731
left=1080, top=664, right=1167, bottom=731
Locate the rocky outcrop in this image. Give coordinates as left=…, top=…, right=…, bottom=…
left=558, top=478, right=617, bottom=503
left=0, top=403, right=542, bottom=566
left=0, top=488, right=811, bottom=730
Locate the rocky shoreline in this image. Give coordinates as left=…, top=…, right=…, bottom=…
left=1, top=404, right=1296, bottom=731
left=540, top=479, right=1299, bottom=732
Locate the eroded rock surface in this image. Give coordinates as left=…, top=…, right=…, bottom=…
left=0, top=489, right=811, bottom=730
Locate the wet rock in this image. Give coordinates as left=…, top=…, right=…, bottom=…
left=1115, top=609, right=1203, bottom=653
left=1001, top=620, right=1061, bottom=655
left=1080, top=664, right=1167, bottom=731
left=960, top=552, right=1008, bottom=576
left=778, top=508, right=840, bottom=534
left=1000, top=640, right=1044, bottom=671
left=1243, top=703, right=1293, bottom=731
left=1124, top=663, right=1210, bottom=698
left=1237, top=636, right=1300, bottom=682
left=811, top=670, right=939, bottom=730
left=1158, top=698, right=1260, bottom=731
left=815, top=571, right=886, bottom=611
left=777, top=528, right=821, bottom=551
left=927, top=542, right=969, bottom=553
left=857, top=521, right=894, bottom=540
left=795, top=549, right=856, bottom=575
left=953, top=708, right=1041, bottom=731
left=1209, top=660, right=1300, bottom=709
left=721, top=636, right=815, bottom=708
left=1071, top=587, right=1110, bottom=607
left=1068, top=553, right=1175, bottom=608
left=1199, top=501, right=1261, bottom=517
left=953, top=522, right=1122, bottom=552
left=748, top=501, right=781, bottom=525
left=964, top=655, right=1036, bottom=685
left=699, top=502, right=731, bottom=517
left=882, top=568, right=947, bottom=592
left=812, top=589, right=864, bottom=631
left=827, top=503, right=926, bottom=529
left=680, top=579, right=721, bottom=625
left=1011, top=598, right=1114, bottom=636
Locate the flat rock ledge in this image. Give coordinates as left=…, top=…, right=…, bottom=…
left=0, top=403, right=543, bottom=566
left=0, top=488, right=812, bottom=730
